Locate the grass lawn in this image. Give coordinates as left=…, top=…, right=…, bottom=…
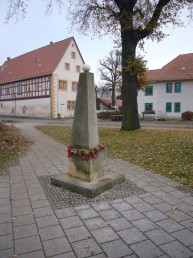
left=0, top=123, right=29, bottom=170
left=140, top=119, right=193, bottom=124
left=36, top=125, right=193, bottom=187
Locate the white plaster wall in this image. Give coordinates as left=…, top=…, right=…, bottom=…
left=138, top=81, right=193, bottom=118
left=0, top=98, right=51, bottom=117
left=53, top=39, right=84, bottom=118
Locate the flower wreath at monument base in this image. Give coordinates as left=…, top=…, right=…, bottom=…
left=68, top=144, right=105, bottom=160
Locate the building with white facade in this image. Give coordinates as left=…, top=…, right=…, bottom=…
left=138, top=53, right=193, bottom=118
left=0, top=37, right=84, bottom=118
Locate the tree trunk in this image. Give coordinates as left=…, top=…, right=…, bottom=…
left=112, top=83, right=115, bottom=107
left=121, top=30, right=140, bottom=131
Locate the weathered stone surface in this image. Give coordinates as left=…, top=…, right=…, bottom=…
left=51, top=70, right=125, bottom=197
left=51, top=172, right=125, bottom=199
left=69, top=149, right=108, bottom=182
left=70, top=72, right=99, bottom=149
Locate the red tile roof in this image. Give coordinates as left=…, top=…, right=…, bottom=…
left=0, top=37, right=84, bottom=84
left=147, top=53, right=193, bottom=82
left=98, top=98, right=122, bottom=107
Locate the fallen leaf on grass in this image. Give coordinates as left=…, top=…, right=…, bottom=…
left=85, top=244, right=90, bottom=249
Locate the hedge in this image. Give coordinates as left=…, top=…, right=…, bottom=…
left=182, top=111, right=193, bottom=121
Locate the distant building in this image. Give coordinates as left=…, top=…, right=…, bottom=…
left=138, top=53, right=193, bottom=118
left=96, top=98, right=122, bottom=111
left=0, top=37, right=84, bottom=118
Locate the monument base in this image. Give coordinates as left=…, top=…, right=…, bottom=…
left=50, top=172, right=125, bottom=198
left=69, top=149, right=108, bottom=182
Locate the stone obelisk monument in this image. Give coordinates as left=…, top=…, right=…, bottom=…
left=51, top=65, right=125, bottom=198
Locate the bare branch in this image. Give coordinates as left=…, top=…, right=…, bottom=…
left=5, top=0, right=28, bottom=23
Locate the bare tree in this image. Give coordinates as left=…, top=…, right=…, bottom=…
left=4, top=0, right=193, bottom=130
left=98, top=50, right=122, bottom=107
left=95, top=84, right=112, bottom=99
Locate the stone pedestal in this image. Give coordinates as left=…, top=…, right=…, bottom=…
left=69, top=149, right=108, bottom=182
left=51, top=66, right=125, bottom=198
left=51, top=172, right=124, bottom=199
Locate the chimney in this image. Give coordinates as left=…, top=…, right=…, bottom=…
left=7, top=57, right=11, bottom=62
left=50, top=41, right=53, bottom=44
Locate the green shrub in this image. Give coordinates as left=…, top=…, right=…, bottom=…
left=99, top=111, right=122, bottom=119
left=182, top=111, right=193, bottom=121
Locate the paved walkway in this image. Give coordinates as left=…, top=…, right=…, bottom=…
left=1, top=123, right=193, bottom=258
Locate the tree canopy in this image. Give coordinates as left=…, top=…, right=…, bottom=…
left=4, top=0, right=193, bottom=131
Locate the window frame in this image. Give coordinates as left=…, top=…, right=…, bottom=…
left=58, top=80, right=63, bottom=90
left=67, top=100, right=76, bottom=111
left=62, top=80, right=68, bottom=91
left=58, top=80, right=68, bottom=91
left=145, top=86, right=153, bottom=96
left=175, top=82, right=181, bottom=93
left=166, top=82, right=172, bottom=93
left=72, top=81, right=78, bottom=92
left=145, top=103, right=153, bottom=111
left=71, top=52, right=76, bottom=59
left=166, top=102, right=172, bottom=112
left=174, top=102, right=181, bottom=112
left=76, top=65, right=80, bottom=73
left=65, top=63, right=70, bottom=71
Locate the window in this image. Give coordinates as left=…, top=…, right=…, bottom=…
left=58, top=80, right=63, bottom=90
left=71, top=101, right=75, bottom=110
left=166, top=83, right=172, bottom=93
left=71, top=52, right=76, bottom=59
left=175, top=82, right=181, bottom=93
left=72, top=81, right=78, bottom=91
left=6, top=87, right=10, bottom=95
left=166, top=102, right=172, bottom=112
left=0, top=88, right=2, bottom=96
left=58, top=80, right=67, bottom=91
left=0, top=76, right=51, bottom=101
left=67, top=101, right=71, bottom=110
left=65, top=63, right=70, bottom=71
left=76, top=65, right=80, bottom=73
left=62, top=81, right=67, bottom=91
left=174, top=102, right=181, bottom=112
left=145, top=103, right=153, bottom=111
left=67, top=101, right=76, bottom=111
left=35, top=79, right=39, bottom=92
left=17, top=83, right=22, bottom=95
left=145, top=86, right=153, bottom=96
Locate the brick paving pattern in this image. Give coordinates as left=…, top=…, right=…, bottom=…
left=0, top=122, right=193, bottom=258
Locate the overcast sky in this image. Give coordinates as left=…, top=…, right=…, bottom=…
left=1, top=1, right=193, bottom=83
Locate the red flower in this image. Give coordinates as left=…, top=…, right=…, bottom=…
left=68, top=146, right=72, bottom=157
left=82, top=155, right=90, bottom=160
left=67, top=144, right=104, bottom=159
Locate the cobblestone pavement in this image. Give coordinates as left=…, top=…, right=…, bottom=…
left=1, top=123, right=193, bottom=258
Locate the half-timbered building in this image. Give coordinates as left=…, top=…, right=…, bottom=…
left=0, top=37, right=84, bottom=118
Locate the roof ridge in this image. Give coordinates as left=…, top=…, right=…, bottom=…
left=2, top=36, right=74, bottom=64
left=162, top=53, right=193, bottom=70
left=0, top=36, right=78, bottom=84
